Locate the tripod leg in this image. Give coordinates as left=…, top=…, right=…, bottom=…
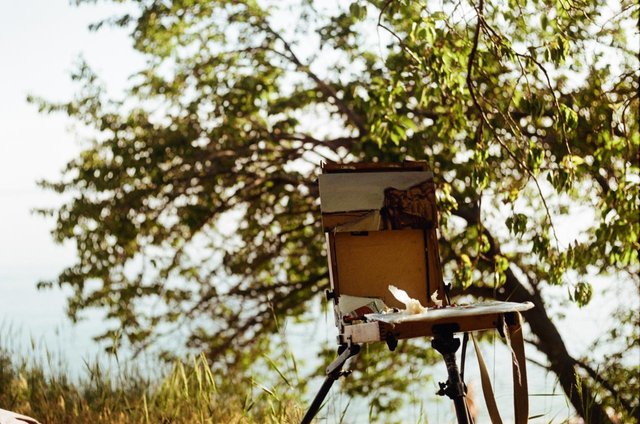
left=300, top=343, right=360, bottom=424
left=432, top=332, right=471, bottom=424
left=300, top=374, right=339, bottom=424
left=441, top=349, right=472, bottom=424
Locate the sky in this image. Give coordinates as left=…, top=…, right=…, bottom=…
left=0, top=0, right=144, bottom=365
left=0, top=1, right=635, bottom=422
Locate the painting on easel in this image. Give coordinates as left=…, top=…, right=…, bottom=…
left=318, top=170, right=437, bottom=232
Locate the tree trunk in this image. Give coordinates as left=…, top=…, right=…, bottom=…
left=489, top=269, right=613, bottom=424
left=452, top=206, right=613, bottom=423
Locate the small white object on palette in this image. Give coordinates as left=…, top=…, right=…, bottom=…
left=388, top=284, right=443, bottom=314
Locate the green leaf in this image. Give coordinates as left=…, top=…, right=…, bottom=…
left=540, top=14, right=548, bottom=30
left=456, top=254, right=474, bottom=289
left=561, top=154, right=584, bottom=171
left=399, top=116, right=417, bottom=131
left=560, top=103, right=578, bottom=129
left=495, top=255, right=509, bottom=272
left=573, top=282, right=593, bottom=307
left=349, top=2, right=367, bottom=20
left=506, top=213, right=528, bottom=236
left=527, top=142, right=544, bottom=173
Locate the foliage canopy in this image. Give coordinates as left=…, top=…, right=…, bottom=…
left=35, top=0, right=638, bottom=421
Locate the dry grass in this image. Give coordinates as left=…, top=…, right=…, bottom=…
left=0, top=348, right=305, bottom=424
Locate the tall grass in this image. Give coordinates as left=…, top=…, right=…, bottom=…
left=0, top=346, right=305, bottom=423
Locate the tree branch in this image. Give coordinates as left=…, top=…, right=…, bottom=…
left=467, top=0, right=484, bottom=124
left=262, top=23, right=368, bottom=134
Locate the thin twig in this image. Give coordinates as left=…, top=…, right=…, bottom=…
left=516, top=52, right=572, bottom=156
left=376, top=0, right=422, bottom=66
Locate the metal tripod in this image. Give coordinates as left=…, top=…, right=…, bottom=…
left=301, top=330, right=473, bottom=424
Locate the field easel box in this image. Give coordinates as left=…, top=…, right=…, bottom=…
left=300, top=162, right=534, bottom=424
left=322, top=161, right=441, bottom=305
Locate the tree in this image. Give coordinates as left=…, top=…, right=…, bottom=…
left=34, top=0, right=638, bottom=421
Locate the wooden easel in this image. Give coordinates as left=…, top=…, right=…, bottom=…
left=301, top=162, right=532, bottom=424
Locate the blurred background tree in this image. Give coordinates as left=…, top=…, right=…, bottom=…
left=33, top=0, right=638, bottom=422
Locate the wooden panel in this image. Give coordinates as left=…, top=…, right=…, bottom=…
left=332, top=230, right=429, bottom=309
left=426, top=230, right=446, bottom=302
left=393, top=314, right=500, bottom=340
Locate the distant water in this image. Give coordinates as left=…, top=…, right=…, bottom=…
left=1, top=275, right=105, bottom=373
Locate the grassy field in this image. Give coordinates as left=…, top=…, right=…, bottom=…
left=0, top=347, right=305, bottom=424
